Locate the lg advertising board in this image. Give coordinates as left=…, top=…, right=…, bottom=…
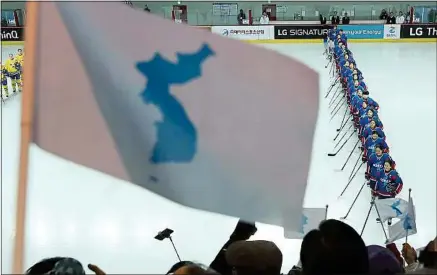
left=401, top=24, right=437, bottom=38
left=274, top=25, right=333, bottom=39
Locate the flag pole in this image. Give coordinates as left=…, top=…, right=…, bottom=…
left=405, top=188, right=412, bottom=244
left=12, top=1, right=39, bottom=273
left=324, top=204, right=329, bottom=220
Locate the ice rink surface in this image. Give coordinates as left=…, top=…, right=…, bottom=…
left=1, top=42, right=436, bottom=273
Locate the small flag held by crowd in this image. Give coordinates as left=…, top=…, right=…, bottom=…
left=375, top=198, right=409, bottom=223
left=284, top=207, right=328, bottom=239
left=387, top=198, right=417, bottom=243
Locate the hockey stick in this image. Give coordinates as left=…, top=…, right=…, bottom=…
left=328, top=86, right=342, bottom=106
left=336, top=108, right=350, bottom=131
left=340, top=180, right=367, bottom=219
left=333, top=125, right=351, bottom=148
left=328, top=130, right=356, bottom=157
left=330, top=99, right=346, bottom=119
left=340, top=139, right=360, bottom=171
left=324, top=78, right=339, bottom=98
left=330, top=95, right=345, bottom=114
left=333, top=122, right=353, bottom=141
left=348, top=151, right=363, bottom=180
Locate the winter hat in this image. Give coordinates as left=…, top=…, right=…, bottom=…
left=226, top=240, right=282, bottom=271
left=47, top=258, right=85, bottom=275
left=367, top=245, right=404, bottom=274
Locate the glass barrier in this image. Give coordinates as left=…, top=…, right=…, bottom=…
left=1, top=2, right=436, bottom=26
left=130, top=1, right=437, bottom=25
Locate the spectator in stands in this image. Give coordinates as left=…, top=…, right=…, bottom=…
left=396, top=11, right=405, bottom=23
left=259, top=12, right=270, bottom=24
left=342, top=12, right=351, bottom=24
left=380, top=9, right=388, bottom=20
left=403, top=243, right=420, bottom=273
left=387, top=12, right=396, bottom=24
left=144, top=5, right=150, bottom=12
left=210, top=220, right=257, bottom=275
left=226, top=240, right=283, bottom=275
left=237, top=9, right=246, bottom=25
left=319, top=14, right=327, bottom=24
left=331, top=11, right=340, bottom=25
left=1, top=17, right=7, bottom=27
left=367, top=245, right=404, bottom=274
left=413, top=237, right=437, bottom=274
left=428, top=9, right=436, bottom=23
left=300, top=219, right=369, bottom=275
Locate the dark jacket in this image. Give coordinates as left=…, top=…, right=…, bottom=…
left=386, top=16, right=396, bottom=24
left=342, top=16, right=350, bottom=24
left=331, top=15, right=340, bottom=24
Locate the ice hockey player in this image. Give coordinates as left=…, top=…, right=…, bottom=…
left=359, top=109, right=383, bottom=135
left=15, top=48, right=24, bottom=84
left=363, top=130, right=389, bottom=161
left=366, top=144, right=394, bottom=190
left=362, top=90, right=379, bottom=110
left=1, top=62, right=9, bottom=99
left=373, top=159, right=403, bottom=225
left=5, top=53, right=22, bottom=94
left=373, top=159, right=403, bottom=199
left=361, top=120, right=386, bottom=143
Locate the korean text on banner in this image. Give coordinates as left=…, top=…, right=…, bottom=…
left=341, top=24, right=384, bottom=39
left=383, top=24, right=401, bottom=39
left=29, top=2, right=319, bottom=231
left=211, top=25, right=274, bottom=40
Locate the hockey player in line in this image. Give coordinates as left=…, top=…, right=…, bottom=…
left=361, top=120, right=386, bottom=143
left=363, top=131, right=389, bottom=161
left=362, top=90, right=379, bottom=110
left=359, top=109, right=383, bottom=135
left=15, top=48, right=24, bottom=85
left=372, top=159, right=403, bottom=199
left=1, top=63, right=9, bottom=99
left=4, top=53, right=22, bottom=94
left=373, top=159, right=403, bottom=225
left=366, top=144, right=394, bottom=190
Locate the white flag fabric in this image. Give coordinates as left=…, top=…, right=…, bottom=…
left=30, top=2, right=319, bottom=230
left=375, top=198, right=409, bottom=222
left=387, top=198, right=417, bottom=243
left=284, top=208, right=327, bottom=239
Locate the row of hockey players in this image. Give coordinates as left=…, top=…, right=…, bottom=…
left=1, top=48, right=25, bottom=100
left=327, top=28, right=403, bottom=212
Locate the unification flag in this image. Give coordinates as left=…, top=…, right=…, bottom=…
left=25, top=2, right=319, bottom=230
left=284, top=207, right=327, bottom=239
left=375, top=198, right=409, bottom=223
left=387, top=198, right=417, bottom=243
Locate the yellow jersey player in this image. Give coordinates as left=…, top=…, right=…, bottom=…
left=15, top=48, right=24, bottom=84
left=1, top=63, right=9, bottom=99
left=5, top=53, right=22, bottom=94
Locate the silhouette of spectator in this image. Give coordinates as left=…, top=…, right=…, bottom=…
left=238, top=9, right=246, bottom=25
left=342, top=12, right=351, bottom=24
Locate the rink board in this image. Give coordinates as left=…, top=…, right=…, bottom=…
left=246, top=38, right=437, bottom=44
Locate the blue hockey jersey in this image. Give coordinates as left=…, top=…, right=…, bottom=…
left=359, top=115, right=383, bottom=130
left=362, top=126, right=385, bottom=141
left=366, top=153, right=393, bottom=180
left=364, top=97, right=379, bottom=110
left=374, top=169, right=403, bottom=197
left=364, top=136, right=389, bottom=157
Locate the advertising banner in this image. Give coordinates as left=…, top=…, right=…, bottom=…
left=1, top=27, right=24, bottom=42
left=211, top=25, right=274, bottom=40
left=400, top=24, right=437, bottom=38
left=274, top=25, right=333, bottom=39
left=340, top=24, right=384, bottom=39
left=383, top=24, right=401, bottom=39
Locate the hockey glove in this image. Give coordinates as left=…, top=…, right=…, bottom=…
left=362, top=156, right=367, bottom=163
left=365, top=172, right=370, bottom=180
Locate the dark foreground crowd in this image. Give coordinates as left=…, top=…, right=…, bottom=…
left=25, top=219, right=436, bottom=275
